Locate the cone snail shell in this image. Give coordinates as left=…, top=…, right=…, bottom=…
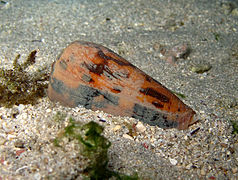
left=48, top=41, right=197, bottom=130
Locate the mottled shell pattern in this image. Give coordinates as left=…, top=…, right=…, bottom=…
left=48, top=41, right=197, bottom=130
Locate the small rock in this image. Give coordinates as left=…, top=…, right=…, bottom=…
left=160, top=43, right=190, bottom=65
left=135, top=122, right=146, bottom=133
left=232, top=167, right=238, bottom=174
left=200, top=168, right=206, bottom=176
left=46, top=109, right=52, bottom=113
left=185, top=163, right=192, bottom=170
left=17, top=104, right=25, bottom=112
left=14, top=140, right=25, bottom=148
left=113, top=125, right=121, bottom=132
left=170, top=43, right=190, bottom=59
left=191, top=63, right=212, bottom=74
left=169, top=158, right=178, bottom=165
left=220, top=143, right=228, bottom=148
left=122, top=134, right=134, bottom=140
left=184, top=135, right=188, bottom=140
left=34, top=172, right=41, bottom=180
left=228, top=147, right=235, bottom=154
left=0, top=138, right=6, bottom=145
left=231, top=8, right=238, bottom=17
left=166, top=56, right=177, bottom=65
left=153, top=43, right=160, bottom=51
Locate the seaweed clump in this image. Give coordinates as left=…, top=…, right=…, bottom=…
left=231, top=121, right=238, bottom=134
left=55, top=117, right=138, bottom=180
left=0, top=50, right=49, bottom=107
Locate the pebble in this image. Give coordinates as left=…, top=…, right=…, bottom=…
left=17, top=104, right=25, bottom=112
left=231, top=8, right=238, bottom=17
left=184, top=135, right=188, bottom=140
left=220, top=143, right=228, bottom=148
left=7, top=134, right=16, bottom=140
left=191, top=63, right=212, bottom=74
left=123, top=134, right=134, bottom=140
left=135, top=122, right=146, bottom=133
left=34, top=173, right=41, bottom=180
left=169, top=158, right=178, bottom=165
left=158, top=43, right=190, bottom=65
left=185, top=163, right=192, bottom=170
left=232, top=167, right=238, bottom=174
left=166, top=56, right=177, bottom=65
left=46, top=109, right=52, bottom=113
left=113, top=125, right=121, bottom=132
left=169, top=43, right=190, bottom=59
left=0, top=138, right=6, bottom=145
left=200, top=168, right=206, bottom=176
left=14, top=140, right=25, bottom=148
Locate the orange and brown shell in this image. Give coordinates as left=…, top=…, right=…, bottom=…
left=48, top=41, right=197, bottom=130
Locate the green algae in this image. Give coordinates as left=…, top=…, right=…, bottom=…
left=213, top=32, right=221, bottom=41
left=0, top=51, right=48, bottom=107
left=171, top=91, right=186, bottom=99
left=231, top=121, right=238, bottom=134
left=55, top=116, right=138, bottom=180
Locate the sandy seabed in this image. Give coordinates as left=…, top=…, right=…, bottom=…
left=0, top=0, right=238, bottom=179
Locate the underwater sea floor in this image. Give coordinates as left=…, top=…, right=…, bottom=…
left=0, top=0, right=238, bottom=179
